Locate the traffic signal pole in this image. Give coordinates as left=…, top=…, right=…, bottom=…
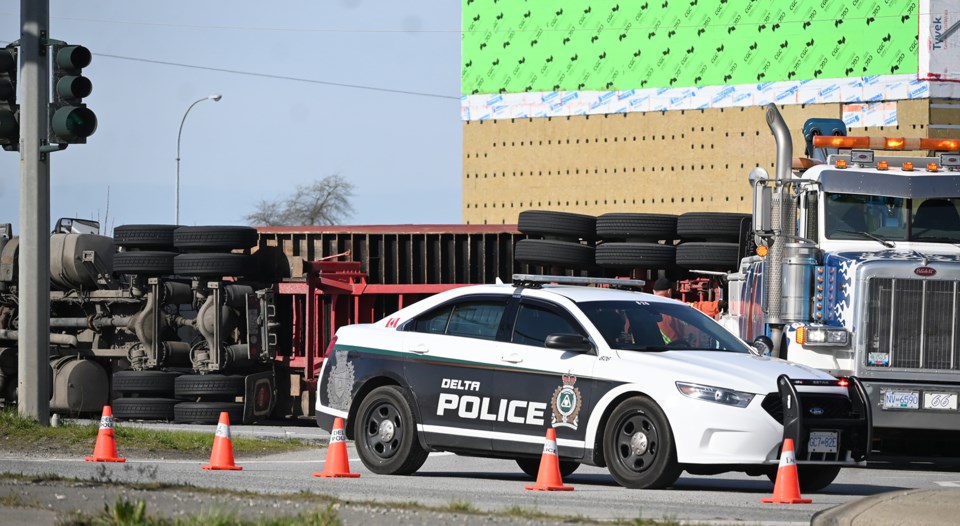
left=18, top=0, right=51, bottom=423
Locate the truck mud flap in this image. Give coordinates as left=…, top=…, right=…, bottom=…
left=777, top=374, right=869, bottom=465
left=243, top=370, right=276, bottom=424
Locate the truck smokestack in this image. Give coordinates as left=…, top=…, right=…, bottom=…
left=763, top=104, right=791, bottom=351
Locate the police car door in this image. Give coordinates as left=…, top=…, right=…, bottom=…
left=490, top=295, right=596, bottom=460
left=401, top=294, right=510, bottom=453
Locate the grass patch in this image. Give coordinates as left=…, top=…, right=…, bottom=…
left=59, top=498, right=342, bottom=526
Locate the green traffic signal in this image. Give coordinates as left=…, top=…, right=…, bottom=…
left=51, top=106, right=97, bottom=142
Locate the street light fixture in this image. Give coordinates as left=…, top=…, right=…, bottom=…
left=176, top=94, right=222, bottom=224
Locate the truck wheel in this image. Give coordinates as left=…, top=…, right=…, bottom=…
left=677, top=213, right=751, bottom=242
left=596, top=242, right=675, bottom=268
left=515, top=239, right=595, bottom=270
left=112, top=225, right=178, bottom=250
left=516, top=458, right=580, bottom=479
left=354, top=385, right=429, bottom=475
left=174, top=253, right=252, bottom=277
left=174, top=226, right=259, bottom=252
left=603, top=396, right=681, bottom=489
left=112, top=397, right=178, bottom=421
left=174, top=374, right=245, bottom=400
left=174, top=401, right=244, bottom=424
left=596, top=213, right=677, bottom=241
left=113, top=251, right=177, bottom=276
left=675, top=242, right=740, bottom=271
left=518, top=210, right=597, bottom=241
left=767, top=465, right=841, bottom=493
left=112, top=370, right=179, bottom=396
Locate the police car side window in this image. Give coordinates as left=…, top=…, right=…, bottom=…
left=411, top=305, right=454, bottom=334
left=512, top=303, right=582, bottom=347
left=445, top=301, right=505, bottom=340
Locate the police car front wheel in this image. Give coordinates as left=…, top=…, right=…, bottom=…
left=354, top=385, right=429, bottom=475
left=603, top=396, right=681, bottom=489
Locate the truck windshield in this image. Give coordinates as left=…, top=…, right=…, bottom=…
left=580, top=300, right=750, bottom=353
left=825, top=193, right=960, bottom=243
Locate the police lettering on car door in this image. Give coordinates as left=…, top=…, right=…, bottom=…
left=436, top=377, right=548, bottom=425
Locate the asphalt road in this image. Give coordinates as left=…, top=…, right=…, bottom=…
left=1, top=422, right=959, bottom=525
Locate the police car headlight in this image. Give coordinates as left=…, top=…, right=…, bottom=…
left=676, top=382, right=755, bottom=408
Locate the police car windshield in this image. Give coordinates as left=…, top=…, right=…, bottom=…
left=580, top=300, right=750, bottom=353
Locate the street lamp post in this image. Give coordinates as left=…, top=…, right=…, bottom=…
left=176, top=94, right=222, bottom=224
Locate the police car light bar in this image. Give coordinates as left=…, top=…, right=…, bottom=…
left=512, top=274, right=646, bottom=290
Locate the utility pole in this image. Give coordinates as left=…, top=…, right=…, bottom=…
left=18, top=0, right=51, bottom=423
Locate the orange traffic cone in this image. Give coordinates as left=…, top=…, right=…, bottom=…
left=313, top=417, right=360, bottom=478
left=202, top=412, right=242, bottom=471
left=85, top=405, right=125, bottom=463
left=762, top=438, right=812, bottom=504
left=525, top=427, right=573, bottom=491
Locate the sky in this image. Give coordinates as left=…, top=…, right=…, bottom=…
left=0, top=1, right=463, bottom=233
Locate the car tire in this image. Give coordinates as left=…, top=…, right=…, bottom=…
left=174, top=401, right=244, bottom=424
left=112, top=397, right=178, bottom=421
left=174, top=253, right=253, bottom=277
left=515, top=457, right=580, bottom=479
left=174, top=226, right=259, bottom=252
left=518, top=210, right=597, bottom=241
left=675, top=242, right=740, bottom=271
left=113, top=251, right=177, bottom=276
left=112, top=370, right=179, bottom=396
left=603, top=396, right=681, bottom=489
left=354, top=385, right=429, bottom=475
left=596, top=213, right=677, bottom=241
left=767, top=465, right=841, bottom=493
left=112, top=225, right=179, bottom=250
left=677, top=212, right=751, bottom=242
left=595, top=242, right=675, bottom=268
left=514, top=239, right=595, bottom=270
left=174, top=374, right=246, bottom=400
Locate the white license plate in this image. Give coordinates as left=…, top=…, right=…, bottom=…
left=924, top=392, right=958, bottom=411
left=882, top=390, right=920, bottom=410
left=807, top=431, right=838, bottom=454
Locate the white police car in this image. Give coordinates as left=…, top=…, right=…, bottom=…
left=316, top=275, right=867, bottom=490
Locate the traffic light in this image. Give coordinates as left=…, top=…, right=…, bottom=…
left=0, top=46, right=17, bottom=151
left=49, top=44, right=96, bottom=144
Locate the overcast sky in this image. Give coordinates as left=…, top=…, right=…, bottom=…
left=0, top=1, right=463, bottom=232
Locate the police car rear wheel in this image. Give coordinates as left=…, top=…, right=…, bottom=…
left=354, top=386, right=428, bottom=475
left=515, top=458, right=580, bottom=479
left=603, top=397, right=681, bottom=489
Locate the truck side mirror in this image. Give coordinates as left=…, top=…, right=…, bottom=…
left=751, top=335, right=774, bottom=356
left=749, top=167, right=771, bottom=237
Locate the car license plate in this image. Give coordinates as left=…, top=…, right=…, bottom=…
left=807, top=431, right=838, bottom=454
left=923, top=392, right=958, bottom=411
left=882, top=390, right=920, bottom=410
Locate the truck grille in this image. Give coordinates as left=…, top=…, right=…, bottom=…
left=865, top=278, right=960, bottom=370
left=761, top=393, right=852, bottom=423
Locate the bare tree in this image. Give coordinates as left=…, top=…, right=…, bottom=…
left=246, top=174, right=355, bottom=226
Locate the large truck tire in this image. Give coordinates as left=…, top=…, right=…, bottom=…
left=112, top=225, right=178, bottom=250
left=174, top=253, right=252, bottom=277
left=111, top=370, right=179, bottom=396
left=174, top=226, right=259, bottom=252
left=675, top=242, right=741, bottom=271
left=677, top=213, right=751, bottom=242
left=514, top=239, right=595, bottom=270
left=596, top=213, right=677, bottom=241
left=113, top=251, right=177, bottom=276
left=174, top=401, right=244, bottom=424
left=596, top=243, right=675, bottom=268
left=112, top=397, right=179, bottom=421
left=518, top=210, right=597, bottom=241
left=175, top=374, right=245, bottom=400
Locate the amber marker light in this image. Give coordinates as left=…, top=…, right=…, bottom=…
left=903, top=161, right=914, bottom=171
left=928, top=163, right=940, bottom=172
left=756, top=245, right=768, bottom=257
left=877, top=160, right=889, bottom=170
left=835, top=159, right=848, bottom=169
left=795, top=326, right=807, bottom=345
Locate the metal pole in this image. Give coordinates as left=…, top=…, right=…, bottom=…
left=18, top=0, right=51, bottom=424
left=176, top=94, right=221, bottom=224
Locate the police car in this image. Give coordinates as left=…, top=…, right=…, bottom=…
left=316, top=274, right=867, bottom=490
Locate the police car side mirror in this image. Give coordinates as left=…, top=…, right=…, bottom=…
left=545, top=333, right=593, bottom=353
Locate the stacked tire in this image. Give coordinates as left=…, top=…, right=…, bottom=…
left=515, top=211, right=597, bottom=272
left=173, top=374, right=246, bottom=424
left=110, top=370, right=181, bottom=421
left=675, top=213, right=751, bottom=272
left=594, top=213, right=677, bottom=270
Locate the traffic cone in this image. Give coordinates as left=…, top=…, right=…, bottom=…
left=525, top=427, right=573, bottom=491
left=202, top=412, right=242, bottom=471
left=85, top=405, right=125, bottom=463
left=313, top=417, right=360, bottom=478
left=762, top=438, right=812, bottom=504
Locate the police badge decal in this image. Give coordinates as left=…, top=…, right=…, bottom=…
left=326, top=350, right=356, bottom=411
left=551, top=374, right=582, bottom=430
